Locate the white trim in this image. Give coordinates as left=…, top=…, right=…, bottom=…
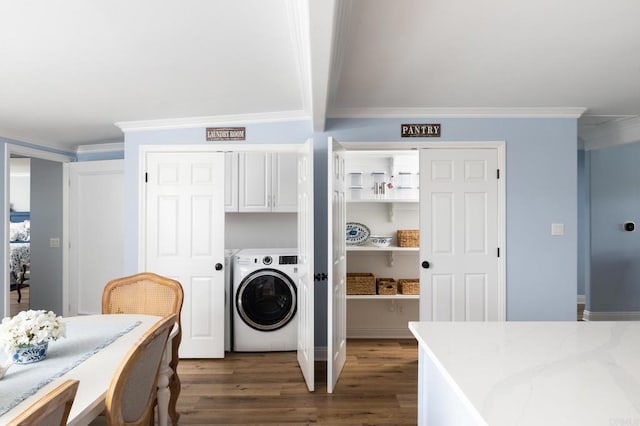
left=328, top=107, right=586, bottom=119
left=583, top=310, right=640, bottom=321
left=577, top=294, right=585, bottom=304
left=340, top=140, right=507, bottom=150
left=116, top=111, right=309, bottom=132
left=6, top=144, right=74, bottom=163
left=76, top=142, right=124, bottom=155
left=347, top=328, right=414, bottom=339
left=581, top=116, right=640, bottom=151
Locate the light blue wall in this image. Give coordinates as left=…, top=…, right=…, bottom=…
left=590, top=141, right=640, bottom=312
left=29, top=158, right=65, bottom=313
left=122, top=117, right=578, bottom=324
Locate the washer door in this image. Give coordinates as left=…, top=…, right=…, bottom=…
left=236, top=268, right=297, bottom=331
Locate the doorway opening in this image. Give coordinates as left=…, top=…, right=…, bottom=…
left=3, top=144, right=73, bottom=318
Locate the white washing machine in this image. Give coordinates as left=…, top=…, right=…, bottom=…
left=232, top=248, right=298, bottom=352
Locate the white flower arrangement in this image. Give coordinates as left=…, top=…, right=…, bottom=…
left=0, top=310, right=66, bottom=353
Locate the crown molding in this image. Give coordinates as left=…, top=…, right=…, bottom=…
left=76, top=142, right=124, bottom=154
left=580, top=116, right=640, bottom=151
left=115, top=110, right=310, bottom=132
left=328, top=107, right=586, bottom=119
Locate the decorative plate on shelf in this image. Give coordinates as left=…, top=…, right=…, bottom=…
left=346, top=222, right=371, bottom=245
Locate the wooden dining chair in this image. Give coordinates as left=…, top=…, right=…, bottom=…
left=7, top=379, right=79, bottom=426
left=101, top=272, right=183, bottom=425
left=92, top=314, right=176, bottom=426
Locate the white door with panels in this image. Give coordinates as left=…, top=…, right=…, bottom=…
left=67, top=160, right=124, bottom=316
left=143, top=151, right=226, bottom=358
left=297, top=140, right=315, bottom=392
left=327, top=137, right=347, bottom=393
left=419, top=148, right=502, bottom=321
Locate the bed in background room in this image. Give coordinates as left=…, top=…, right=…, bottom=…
left=9, top=211, right=30, bottom=303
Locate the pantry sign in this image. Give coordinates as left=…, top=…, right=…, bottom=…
left=401, top=123, right=441, bottom=138
left=206, top=127, right=246, bottom=141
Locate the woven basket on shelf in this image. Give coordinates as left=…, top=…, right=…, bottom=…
left=398, top=278, right=419, bottom=295
left=376, top=278, right=397, bottom=295
left=347, top=273, right=376, bottom=295
left=397, top=229, right=419, bottom=247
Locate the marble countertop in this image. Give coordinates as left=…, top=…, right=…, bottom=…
left=409, top=321, right=640, bottom=426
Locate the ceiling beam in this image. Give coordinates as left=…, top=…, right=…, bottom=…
left=307, top=0, right=337, bottom=132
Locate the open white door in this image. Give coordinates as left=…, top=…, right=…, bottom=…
left=419, top=148, right=503, bottom=321
left=327, top=137, right=347, bottom=393
left=143, top=151, right=226, bottom=357
left=297, top=139, right=315, bottom=391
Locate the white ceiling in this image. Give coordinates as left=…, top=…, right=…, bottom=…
left=1, top=0, right=639, bottom=151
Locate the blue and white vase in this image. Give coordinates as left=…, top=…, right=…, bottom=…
left=13, top=341, right=49, bottom=364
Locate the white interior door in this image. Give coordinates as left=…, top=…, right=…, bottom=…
left=327, top=137, right=347, bottom=393
left=144, top=151, right=226, bottom=357
left=297, top=139, right=315, bottom=391
left=67, top=160, right=124, bottom=316
left=419, top=148, right=501, bottom=321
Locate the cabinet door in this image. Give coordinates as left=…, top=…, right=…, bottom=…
left=224, top=152, right=238, bottom=212
left=238, top=152, right=271, bottom=212
left=272, top=152, right=298, bottom=212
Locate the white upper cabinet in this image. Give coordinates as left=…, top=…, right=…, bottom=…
left=238, top=152, right=297, bottom=212
left=271, top=152, right=298, bottom=212
left=224, top=152, right=239, bottom=212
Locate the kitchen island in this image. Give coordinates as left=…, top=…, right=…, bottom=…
left=408, top=321, right=640, bottom=425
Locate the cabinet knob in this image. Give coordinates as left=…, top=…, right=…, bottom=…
left=215, top=263, right=223, bottom=271
left=421, top=261, right=430, bottom=269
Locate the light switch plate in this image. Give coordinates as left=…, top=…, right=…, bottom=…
left=551, top=223, right=565, bottom=236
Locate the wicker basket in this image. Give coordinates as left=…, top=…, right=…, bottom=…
left=398, top=278, right=420, bottom=295
left=347, top=273, right=376, bottom=295
left=397, top=229, right=419, bottom=247
left=376, top=278, right=397, bottom=295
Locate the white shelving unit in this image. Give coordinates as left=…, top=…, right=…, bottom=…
left=345, top=150, right=420, bottom=338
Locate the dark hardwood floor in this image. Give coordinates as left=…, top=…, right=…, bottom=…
left=175, top=339, right=418, bottom=425
left=10, top=285, right=29, bottom=317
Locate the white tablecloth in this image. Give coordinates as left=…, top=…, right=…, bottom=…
left=0, top=319, right=140, bottom=416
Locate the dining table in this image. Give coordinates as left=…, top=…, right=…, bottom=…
left=0, top=314, right=177, bottom=426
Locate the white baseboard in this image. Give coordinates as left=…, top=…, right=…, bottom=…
left=583, top=310, right=640, bottom=321
left=346, top=328, right=414, bottom=339
left=577, top=294, right=585, bottom=304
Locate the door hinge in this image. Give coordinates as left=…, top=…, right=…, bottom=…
left=314, top=273, right=328, bottom=281
left=497, top=247, right=500, bottom=257
left=497, top=169, right=500, bottom=179
left=144, top=172, right=148, bottom=183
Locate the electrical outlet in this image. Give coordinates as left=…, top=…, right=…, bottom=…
left=49, top=238, right=60, bottom=248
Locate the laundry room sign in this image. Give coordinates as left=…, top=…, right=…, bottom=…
left=206, top=127, right=246, bottom=141
left=401, top=123, right=441, bottom=138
